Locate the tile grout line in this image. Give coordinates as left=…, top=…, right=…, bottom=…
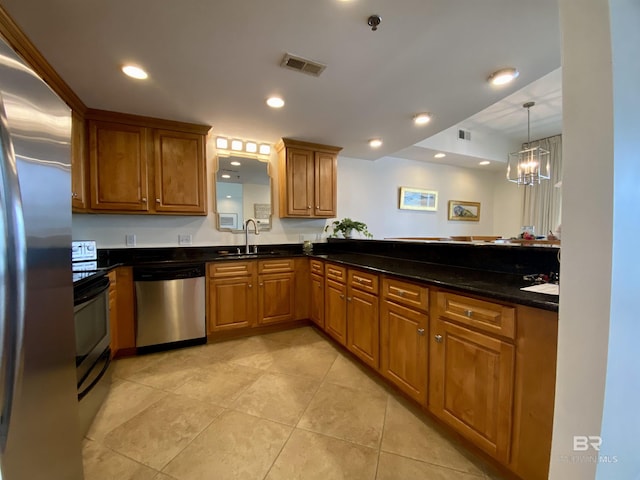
left=373, top=392, right=391, bottom=479
left=157, top=408, right=226, bottom=475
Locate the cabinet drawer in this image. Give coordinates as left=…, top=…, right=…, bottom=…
left=326, top=263, right=347, bottom=283
left=382, top=277, right=428, bottom=312
left=348, top=269, right=379, bottom=294
left=207, top=261, right=255, bottom=278
left=258, top=258, right=294, bottom=274
left=436, top=291, right=515, bottom=339
left=310, top=259, right=324, bottom=276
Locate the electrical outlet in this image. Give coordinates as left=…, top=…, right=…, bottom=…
left=178, top=234, right=192, bottom=246
left=125, top=234, right=136, bottom=247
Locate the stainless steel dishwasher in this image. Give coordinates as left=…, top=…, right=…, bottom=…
left=134, top=263, right=206, bottom=352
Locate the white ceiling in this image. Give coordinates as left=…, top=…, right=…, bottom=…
left=0, top=0, right=561, bottom=165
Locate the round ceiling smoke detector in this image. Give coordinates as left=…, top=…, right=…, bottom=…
left=368, top=15, right=382, bottom=31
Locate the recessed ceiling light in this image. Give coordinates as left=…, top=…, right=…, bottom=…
left=230, top=161, right=241, bottom=166
left=245, top=142, right=258, bottom=153
left=479, top=161, right=491, bottom=166
left=488, top=68, right=519, bottom=86
left=266, top=96, right=285, bottom=108
left=413, top=113, right=432, bottom=125
left=434, top=153, right=446, bottom=158
left=121, top=65, right=148, bottom=80
left=369, top=138, right=383, bottom=148
left=231, top=139, right=243, bottom=151
left=221, top=174, right=231, bottom=179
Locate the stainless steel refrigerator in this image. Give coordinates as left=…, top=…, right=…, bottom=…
left=0, top=36, right=84, bottom=479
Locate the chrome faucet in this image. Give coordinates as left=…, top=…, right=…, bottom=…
left=244, top=218, right=260, bottom=253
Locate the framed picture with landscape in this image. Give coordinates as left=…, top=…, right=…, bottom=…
left=398, top=187, right=438, bottom=211
left=448, top=200, right=480, bottom=221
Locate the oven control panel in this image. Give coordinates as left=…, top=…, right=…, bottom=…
left=72, top=240, right=97, bottom=262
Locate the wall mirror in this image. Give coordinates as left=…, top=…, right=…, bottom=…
left=214, top=154, right=273, bottom=232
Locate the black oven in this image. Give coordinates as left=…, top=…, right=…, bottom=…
left=73, top=272, right=112, bottom=436
left=74, top=275, right=110, bottom=384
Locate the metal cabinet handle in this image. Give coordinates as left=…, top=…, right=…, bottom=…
left=156, top=198, right=160, bottom=203
left=141, top=197, right=147, bottom=203
left=307, top=205, right=311, bottom=209
left=340, top=294, right=345, bottom=299
left=434, top=334, right=443, bottom=343
left=397, top=290, right=405, bottom=296
left=464, top=309, right=473, bottom=317
left=316, top=205, right=319, bottom=209
left=347, top=297, right=352, bottom=302
left=259, top=283, right=263, bottom=287
left=417, top=328, right=425, bottom=336
left=248, top=284, right=252, bottom=288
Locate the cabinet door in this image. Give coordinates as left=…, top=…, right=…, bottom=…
left=89, top=121, right=149, bottom=211
left=380, top=300, right=428, bottom=403
left=71, top=111, right=87, bottom=210
left=429, top=318, right=515, bottom=462
left=325, top=279, right=347, bottom=345
left=347, top=288, right=379, bottom=369
left=154, top=130, right=206, bottom=214
left=258, top=272, right=295, bottom=325
left=209, top=276, right=256, bottom=333
left=314, top=151, right=337, bottom=217
left=310, top=273, right=325, bottom=328
left=284, top=147, right=314, bottom=216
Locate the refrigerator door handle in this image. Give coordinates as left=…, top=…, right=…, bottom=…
left=0, top=93, right=27, bottom=454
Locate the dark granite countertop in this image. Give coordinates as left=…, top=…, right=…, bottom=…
left=94, top=241, right=558, bottom=312
left=312, top=253, right=559, bottom=312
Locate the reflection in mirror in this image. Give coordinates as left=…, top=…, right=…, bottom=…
left=215, top=155, right=272, bottom=232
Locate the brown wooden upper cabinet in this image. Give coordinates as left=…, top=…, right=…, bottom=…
left=86, top=110, right=209, bottom=215
left=71, top=110, right=87, bottom=211
left=276, top=138, right=341, bottom=218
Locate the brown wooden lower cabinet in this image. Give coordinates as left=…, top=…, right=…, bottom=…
left=310, top=272, right=325, bottom=328
left=206, top=258, right=298, bottom=334
left=380, top=296, right=428, bottom=404
left=324, top=278, right=347, bottom=344
left=258, top=271, right=295, bottom=325
left=429, top=317, right=515, bottom=463
left=113, top=266, right=135, bottom=356
left=346, top=288, right=379, bottom=368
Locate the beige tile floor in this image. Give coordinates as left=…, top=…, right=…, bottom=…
left=83, top=326, right=507, bottom=480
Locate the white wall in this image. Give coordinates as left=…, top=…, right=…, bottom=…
left=72, top=145, right=522, bottom=247
left=550, top=1, right=640, bottom=479
left=337, top=155, right=512, bottom=239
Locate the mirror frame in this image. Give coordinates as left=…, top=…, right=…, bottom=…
left=213, top=154, right=274, bottom=233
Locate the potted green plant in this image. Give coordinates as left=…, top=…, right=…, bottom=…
left=324, top=218, right=373, bottom=239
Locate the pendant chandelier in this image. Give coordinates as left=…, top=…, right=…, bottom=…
left=507, top=102, right=550, bottom=186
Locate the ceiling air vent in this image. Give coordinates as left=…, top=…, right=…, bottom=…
left=458, top=129, right=471, bottom=141
left=281, top=53, right=326, bottom=77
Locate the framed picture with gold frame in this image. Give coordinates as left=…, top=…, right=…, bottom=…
left=398, top=187, right=438, bottom=211
left=448, top=200, right=480, bottom=221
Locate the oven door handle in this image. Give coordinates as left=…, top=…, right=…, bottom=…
left=0, top=93, right=27, bottom=454
left=77, top=349, right=111, bottom=401
left=75, top=278, right=110, bottom=306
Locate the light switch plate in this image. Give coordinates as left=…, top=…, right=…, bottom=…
left=125, top=234, right=136, bottom=247
left=178, top=234, right=192, bottom=245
